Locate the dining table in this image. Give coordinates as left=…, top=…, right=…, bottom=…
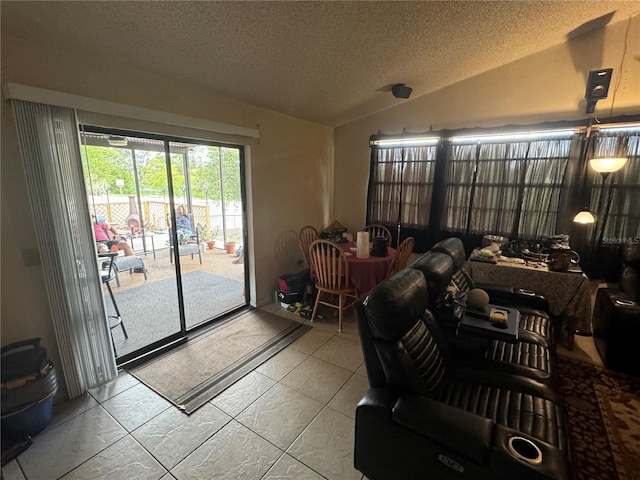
left=339, top=242, right=396, bottom=295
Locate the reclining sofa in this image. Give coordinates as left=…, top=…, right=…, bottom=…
left=353, top=239, right=572, bottom=480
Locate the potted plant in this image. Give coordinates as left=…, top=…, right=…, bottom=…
left=224, top=241, right=236, bottom=254
left=198, top=224, right=215, bottom=250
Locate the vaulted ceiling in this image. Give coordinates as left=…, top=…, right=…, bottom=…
left=2, top=1, right=637, bottom=126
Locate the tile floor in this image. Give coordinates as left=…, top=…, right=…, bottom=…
left=2, top=305, right=369, bottom=480
left=2, top=300, right=606, bottom=480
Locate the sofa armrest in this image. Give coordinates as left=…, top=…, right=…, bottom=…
left=477, top=283, right=550, bottom=312
left=393, top=395, right=493, bottom=464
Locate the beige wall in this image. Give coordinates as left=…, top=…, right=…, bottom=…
left=333, top=17, right=640, bottom=233
left=1, top=33, right=332, bottom=396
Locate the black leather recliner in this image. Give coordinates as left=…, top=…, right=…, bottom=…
left=593, top=239, right=640, bottom=377
left=429, top=237, right=556, bottom=348
left=354, top=268, right=572, bottom=480
left=409, top=251, right=555, bottom=383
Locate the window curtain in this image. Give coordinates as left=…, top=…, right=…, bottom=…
left=444, top=137, right=574, bottom=239
left=366, top=145, right=437, bottom=247
left=11, top=100, right=117, bottom=398
left=589, top=129, right=640, bottom=245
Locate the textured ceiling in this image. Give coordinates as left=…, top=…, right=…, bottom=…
left=2, top=1, right=637, bottom=126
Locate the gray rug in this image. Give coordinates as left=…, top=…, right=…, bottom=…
left=129, top=309, right=311, bottom=413
left=108, top=271, right=245, bottom=357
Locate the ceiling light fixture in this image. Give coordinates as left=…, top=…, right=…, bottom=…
left=107, top=135, right=128, bottom=147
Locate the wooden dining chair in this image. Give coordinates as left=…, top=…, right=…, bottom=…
left=387, top=236, right=415, bottom=277
left=308, top=239, right=357, bottom=333
left=363, top=224, right=393, bottom=247
left=299, top=225, right=319, bottom=266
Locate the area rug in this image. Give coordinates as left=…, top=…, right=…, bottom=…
left=129, top=309, right=310, bottom=414
left=110, top=271, right=245, bottom=356
left=558, top=356, right=640, bottom=480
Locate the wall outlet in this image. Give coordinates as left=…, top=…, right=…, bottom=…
left=22, top=248, right=41, bottom=267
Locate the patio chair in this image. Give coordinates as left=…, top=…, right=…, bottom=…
left=98, top=252, right=128, bottom=352
left=169, top=213, right=202, bottom=264
left=113, top=255, right=147, bottom=287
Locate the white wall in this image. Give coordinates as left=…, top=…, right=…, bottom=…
left=1, top=33, right=332, bottom=397
left=333, top=17, right=640, bottom=233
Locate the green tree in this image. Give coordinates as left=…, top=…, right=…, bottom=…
left=82, top=146, right=134, bottom=195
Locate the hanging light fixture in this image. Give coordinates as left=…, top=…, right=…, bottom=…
left=573, top=209, right=596, bottom=224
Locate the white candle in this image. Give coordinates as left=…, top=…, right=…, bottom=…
left=356, top=231, right=370, bottom=258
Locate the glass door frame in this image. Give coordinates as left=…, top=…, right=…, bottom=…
left=80, top=125, right=250, bottom=366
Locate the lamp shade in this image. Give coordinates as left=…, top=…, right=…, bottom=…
left=589, top=157, right=627, bottom=173
left=573, top=210, right=596, bottom=224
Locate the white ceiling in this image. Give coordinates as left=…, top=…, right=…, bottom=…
left=2, top=1, right=637, bottom=127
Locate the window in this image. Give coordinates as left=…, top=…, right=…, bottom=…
left=445, top=135, right=574, bottom=239
left=589, top=127, right=640, bottom=244
left=367, top=121, right=639, bottom=260
left=367, top=145, right=437, bottom=243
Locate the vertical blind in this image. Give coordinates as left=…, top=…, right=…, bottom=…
left=12, top=100, right=117, bottom=398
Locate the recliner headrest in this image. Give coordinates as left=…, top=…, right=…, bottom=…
left=362, top=268, right=429, bottom=342
left=408, top=252, right=453, bottom=300
left=432, top=237, right=466, bottom=271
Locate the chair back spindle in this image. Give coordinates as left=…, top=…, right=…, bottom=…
left=363, top=224, right=393, bottom=247
left=299, top=225, right=319, bottom=267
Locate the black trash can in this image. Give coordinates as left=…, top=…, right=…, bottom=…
left=1, top=338, right=58, bottom=440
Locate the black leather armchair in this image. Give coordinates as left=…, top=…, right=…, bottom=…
left=593, top=239, right=640, bottom=376
left=354, top=268, right=572, bottom=480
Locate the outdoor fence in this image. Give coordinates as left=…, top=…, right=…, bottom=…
left=90, top=197, right=243, bottom=243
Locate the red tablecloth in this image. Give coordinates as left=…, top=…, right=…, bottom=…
left=340, top=242, right=395, bottom=294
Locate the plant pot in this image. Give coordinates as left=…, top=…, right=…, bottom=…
left=207, top=240, right=216, bottom=250
left=224, top=242, right=236, bottom=254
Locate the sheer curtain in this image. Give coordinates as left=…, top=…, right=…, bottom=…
left=11, top=100, right=117, bottom=398
left=445, top=137, right=573, bottom=239
left=589, top=129, right=640, bottom=245
left=366, top=145, right=437, bottom=246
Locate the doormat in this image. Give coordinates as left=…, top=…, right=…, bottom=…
left=129, top=309, right=310, bottom=414
left=557, top=356, right=640, bottom=480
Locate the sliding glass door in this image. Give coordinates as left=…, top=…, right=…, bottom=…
left=81, top=127, right=248, bottom=363
left=168, top=141, right=246, bottom=330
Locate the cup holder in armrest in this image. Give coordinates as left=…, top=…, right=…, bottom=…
left=519, top=289, right=537, bottom=296
left=615, top=299, right=636, bottom=307
left=507, top=436, right=543, bottom=466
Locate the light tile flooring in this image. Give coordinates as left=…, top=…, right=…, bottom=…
left=2, top=304, right=369, bottom=480
left=2, top=300, right=606, bottom=480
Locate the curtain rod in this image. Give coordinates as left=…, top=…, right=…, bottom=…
left=2, top=82, right=260, bottom=139
left=370, top=115, right=640, bottom=145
